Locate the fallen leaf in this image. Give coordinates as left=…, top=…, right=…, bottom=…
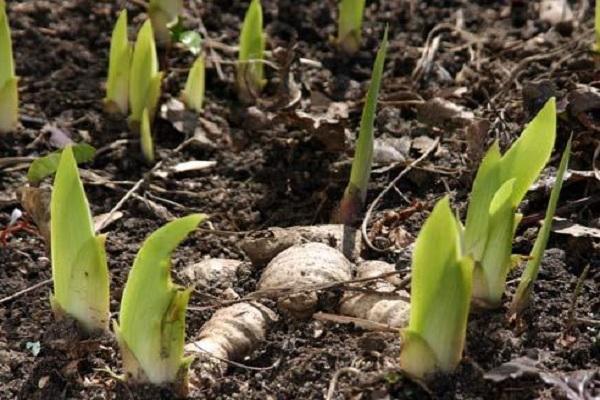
left=552, top=218, right=600, bottom=239
left=540, top=370, right=599, bottom=400
left=484, top=356, right=541, bottom=383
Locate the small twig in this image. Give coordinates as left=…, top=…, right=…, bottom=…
left=325, top=367, right=361, bottom=400
left=0, top=279, right=52, bottom=304
left=361, top=137, right=440, bottom=253
left=566, top=264, right=590, bottom=331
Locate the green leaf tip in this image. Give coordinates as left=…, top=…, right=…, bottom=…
left=50, top=146, right=109, bottom=333
left=337, top=0, right=366, bottom=55
left=129, top=19, right=162, bottom=128
left=400, top=196, right=473, bottom=378
left=465, top=97, right=556, bottom=308
left=237, top=0, right=265, bottom=103
left=104, top=10, right=131, bottom=115
left=181, top=55, right=205, bottom=113
left=338, top=29, right=388, bottom=225
left=28, top=143, right=96, bottom=183
left=0, top=0, right=18, bottom=134
left=140, top=108, right=155, bottom=163
left=116, top=214, right=207, bottom=392
left=510, top=136, right=572, bottom=316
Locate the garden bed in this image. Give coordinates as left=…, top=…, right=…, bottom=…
left=0, top=0, right=598, bottom=399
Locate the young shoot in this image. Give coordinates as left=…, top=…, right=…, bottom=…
left=129, top=20, right=163, bottom=131
left=28, top=143, right=96, bottom=183
left=338, top=28, right=388, bottom=225
left=181, top=55, right=205, bottom=113
left=104, top=10, right=131, bottom=115
left=400, top=197, right=473, bottom=378
left=50, top=146, right=109, bottom=333
left=237, top=0, right=265, bottom=103
left=115, top=214, right=206, bottom=396
left=0, top=0, right=18, bottom=134
left=465, top=98, right=556, bottom=308
left=593, top=1, right=600, bottom=53
left=148, top=0, right=183, bottom=46
left=337, top=0, right=366, bottom=55
left=509, top=136, right=571, bottom=316
left=140, top=108, right=154, bottom=163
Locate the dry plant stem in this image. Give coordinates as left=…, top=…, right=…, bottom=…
left=566, top=264, right=590, bottom=331
left=0, top=278, right=52, bottom=304
left=361, top=137, right=440, bottom=252
left=325, top=367, right=361, bottom=400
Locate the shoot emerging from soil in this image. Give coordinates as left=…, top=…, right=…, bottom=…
left=0, top=0, right=18, bottom=133
left=237, top=0, right=266, bottom=103
left=148, top=0, right=183, bottom=46
left=400, top=197, right=473, bottom=378
left=465, top=98, right=556, bottom=308
left=181, top=55, right=205, bottom=113
left=104, top=10, right=131, bottom=115
left=338, top=28, right=388, bottom=225
left=337, top=0, right=366, bottom=55
left=50, top=146, right=109, bottom=333
left=115, top=214, right=206, bottom=396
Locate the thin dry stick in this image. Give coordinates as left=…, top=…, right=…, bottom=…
left=97, top=138, right=194, bottom=232
left=325, top=367, right=361, bottom=400
left=361, top=137, right=440, bottom=253
left=0, top=279, right=52, bottom=304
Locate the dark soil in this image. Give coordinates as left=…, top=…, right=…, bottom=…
left=1, top=0, right=599, bottom=399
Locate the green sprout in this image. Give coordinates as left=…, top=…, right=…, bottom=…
left=148, top=0, right=183, bottom=46
left=0, top=0, right=18, bottom=134
left=338, top=28, right=388, bottom=225
left=140, top=108, right=154, bottom=163
left=337, top=0, right=366, bottom=55
left=400, top=197, right=473, bottom=378
left=237, top=0, right=265, bottom=103
left=104, top=10, right=131, bottom=115
left=465, top=98, right=556, bottom=308
left=181, top=55, right=205, bottom=113
left=593, top=1, right=600, bottom=53
left=115, top=214, right=206, bottom=395
left=50, top=146, right=109, bottom=333
left=129, top=19, right=163, bottom=131
left=509, top=136, right=571, bottom=316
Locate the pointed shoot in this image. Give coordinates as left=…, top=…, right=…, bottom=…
left=338, top=28, right=388, bottom=225
left=237, top=0, right=265, bottom=103
left=509, top=136, right=572, bottom=316
left=400, top=197, right=473, bottom=378
left=115, top=214, right=207, bottom=395
left=50, top=146, right=109, bottom=333
left=0, top=0, right=18, bottom=133
left=104, top=10, right=131, bottom=115
left=337, top=0, right=366, bottom=55
left=181, top=55, right=205, bottom=113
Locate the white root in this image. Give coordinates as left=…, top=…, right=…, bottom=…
left=240, top=224, right=362, bottom=265
left=181, top=258, right=247, bottom=289
left=185, top=302, right=277, bottom=385
left=339, top=261, right=410, bottom=329
left=257, top=242, right=353, bottom=317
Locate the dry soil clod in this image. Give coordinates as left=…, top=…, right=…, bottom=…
left=185, top=302, right=277, bottom=386
left=240, top=224, right=362, bottom=265
left=257, top=242, right=354, bottom=317
left=339, top=260, right=410, bottom=329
